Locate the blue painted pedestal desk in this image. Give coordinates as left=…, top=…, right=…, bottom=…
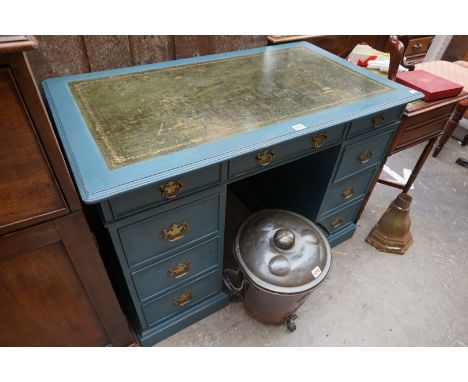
left=43, top=42, right=422, bottom=345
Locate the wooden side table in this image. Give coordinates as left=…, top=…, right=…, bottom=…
left=356, top=91, right=468, bottom=221
left=412, top=61, right=468, bottom=157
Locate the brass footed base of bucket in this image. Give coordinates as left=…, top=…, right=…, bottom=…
left=366, top=192, right=414, bottom=255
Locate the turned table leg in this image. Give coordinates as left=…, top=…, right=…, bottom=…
left=402, top=137, right=437, bottom=193
left=433, top=99, right=468, bottom=157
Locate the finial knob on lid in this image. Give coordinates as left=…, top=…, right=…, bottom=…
left=273, top=228, right=295, bottom=250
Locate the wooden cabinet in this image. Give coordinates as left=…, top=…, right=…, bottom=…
left=0, top=67, right=67, bottom=234
left=0, top=36, right=134, bottom=346
left=405, top=35, right=435, bottom=64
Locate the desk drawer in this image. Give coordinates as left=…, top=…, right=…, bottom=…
left=406, top=36, right=434, bottom=58
left=132, top=237, right=219, bottom=302
left=318, top=199, right=363, bottom=234
left=142, top=271, right=219, bottom=327
left=106, top=164, right=222, bottom=221
left=334, top=128, right=394, bottom=182
left=347, top=107, right=402, bottom=137
left=228, top=124, right=345, bottom=179
left=320, top=167, right=377, bottom=217
left=118, top=193, right=221, bottom=268
left=395, top=115, right=448, bottom=149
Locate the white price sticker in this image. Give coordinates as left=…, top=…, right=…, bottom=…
left=311, top=266, right=322, bottom=278
left=292, top=123, right=306, bottom=131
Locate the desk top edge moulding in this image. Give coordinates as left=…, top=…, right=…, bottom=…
left=43, top=42, right=422, bottom=203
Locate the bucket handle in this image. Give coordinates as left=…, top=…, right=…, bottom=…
left=222, top=268, right=249, bottom=302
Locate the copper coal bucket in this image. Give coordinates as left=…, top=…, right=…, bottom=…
left=223, top=210, right=331, bottom=331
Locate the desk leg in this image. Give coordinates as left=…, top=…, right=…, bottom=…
left=402, top=137, right=437, bottom=193
left=433, top=100, right=468, bottom=157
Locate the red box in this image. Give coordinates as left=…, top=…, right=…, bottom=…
left=396, top=70, right=463, bottom=102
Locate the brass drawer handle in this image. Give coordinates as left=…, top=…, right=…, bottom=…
left=161, top=221, right=189, bottom=242
left=312, top=132, right=328, bottom=148
left=173, top=291, right=193, bottom=307
left=330, top=216, right=344, bottom=229
left=167, top=259, right=192, bottom=279
left=256, top=148, right=275, bottom=167
left=159, top=180, right=184, bottom=199
left=372, top=115, right=385, bottom=128
left=342, top=185, right=357, bottom=199
left=412, top=43, right=423, bottom=49
left=357, top=149, right=373, bottom=164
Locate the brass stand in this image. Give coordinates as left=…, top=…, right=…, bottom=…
left=366, top=192, right=413, bottom=254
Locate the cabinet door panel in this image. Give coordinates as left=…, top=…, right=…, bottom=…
left=0, top=213, right=134, bottom=346
left=0, top=68, right=67, bottom=234
left=0, top=222, right=107, bottom=346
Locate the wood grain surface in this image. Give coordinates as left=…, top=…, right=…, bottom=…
left=174, top=35, right=267, bottom=59
left=0, top=67, right=67, bottom=234
left=83, top=35, right=133, bottom=72
left=27, top=36, right=90, bottom=84
left=129, top=35, right=175, bottom=65
left=0, top=218, right=108, bottom=346
left=27, top=35, right=267, bottom=84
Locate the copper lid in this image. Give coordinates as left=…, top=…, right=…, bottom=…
left=234, top=210, right=331, bottom=294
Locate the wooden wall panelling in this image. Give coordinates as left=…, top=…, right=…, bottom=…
left=82, top=35, right=133, bottom=72
left=128, top=35, right=175, bottom=65
left=174, top=35, right=267, bottom=59
left=83, top=35, right=178, bottom=70
left=26, top=35, right=90, bottom=85
left=27, top=36, right=267, bottom=83
left=211, top=35, right=268, bottom=52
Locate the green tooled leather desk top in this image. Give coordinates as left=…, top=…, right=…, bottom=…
left=69, top=46, right=390, bottom=169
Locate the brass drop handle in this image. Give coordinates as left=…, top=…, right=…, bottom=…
left=372, top=115, right=385, bottom=128
left=342, top=185, right=357, bottom=199
left=412, top=43, right=423, bottom=49
left=159, top=180, right=184, bottom=199
left=256, top=148, right=275, bottom=167
left=357, top=149, right=373, bottom=164
left=161, top=221, right=189, bottom=242
left=330, top=216, right=344, bottom=229
left=312, top=132, right=328, bottom=148
left=167, top=259, right=192, bottom=279
left=173, top=291, right=193, bottom=307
